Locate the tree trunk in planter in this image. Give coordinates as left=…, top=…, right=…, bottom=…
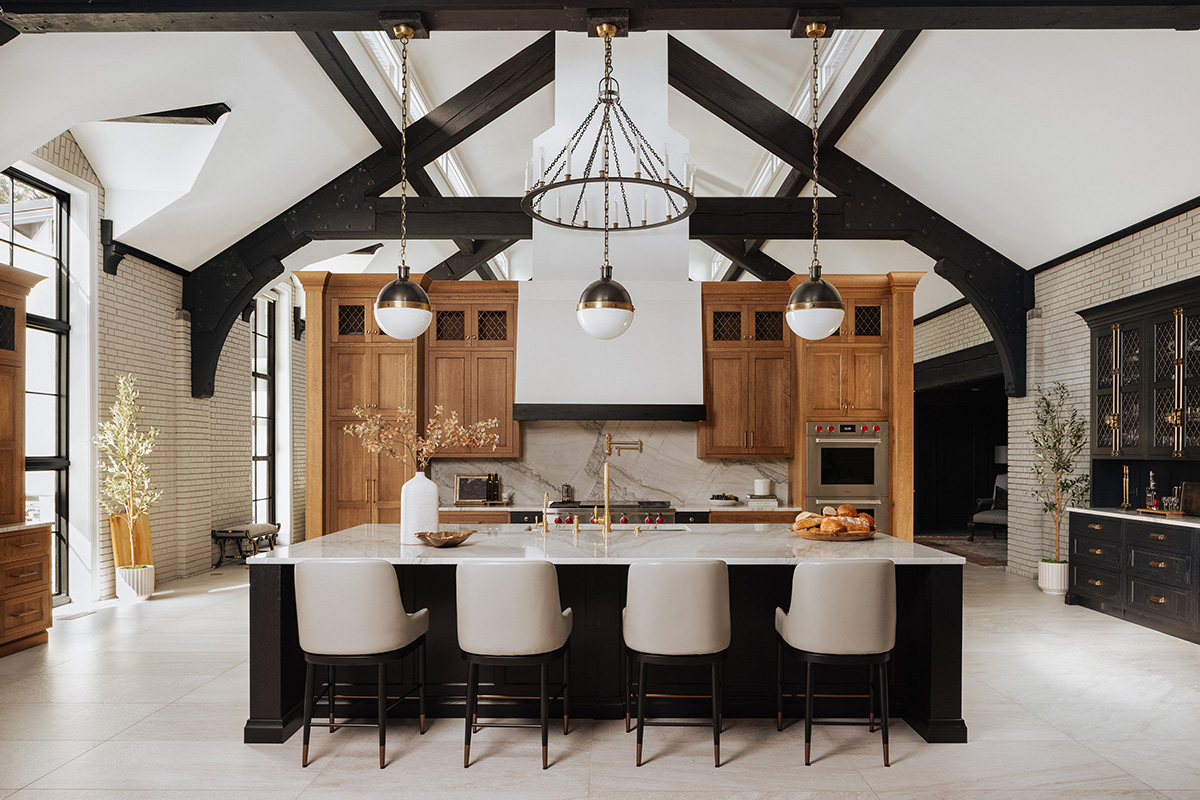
left=109, top=513, right=154, bottom=568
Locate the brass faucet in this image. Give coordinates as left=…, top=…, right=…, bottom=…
left=599, top=462, right=613, bottom=534
left=605, top=433, right=643, bottom=457
left=537, top=491, right=550, bottom=534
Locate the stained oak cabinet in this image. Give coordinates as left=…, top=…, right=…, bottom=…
left=698, top=284, right=793, bottom=458
left=806, top=345, right=888, bottom=419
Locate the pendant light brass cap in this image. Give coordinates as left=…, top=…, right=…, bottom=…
left=596, top=23, right=618, bottom=38
left=806, top=22, right=827, bottom=38
left=393, top=24, right=415, bottom=39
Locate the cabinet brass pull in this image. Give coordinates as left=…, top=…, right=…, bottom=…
left=1087, top=523, right=1102, bottom=530
left=1150, top=595, right=1166, bottom=604
left=15, top=541, right=39, bottom=548
left=12, top=610, right=39, bottom=619
left=749, top=430, right=754, bottom=448
left=1087, top=578, right=1103, bottom=586
left=1088, top=548, right=1103, bottom=555
left=12, top=571, right=38, bottom=579
left=1150, top=560, right=1166, bottom=568
left=1150, top=533, right=1165, bottom=540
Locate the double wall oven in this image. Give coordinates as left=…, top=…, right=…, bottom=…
left=806, top=421, right=889, bottom=533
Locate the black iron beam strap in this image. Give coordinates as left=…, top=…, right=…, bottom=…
left=666, top=34, right=1032, bottom=397
left=183, top=32, right=554, bottom=398
left=5, top=2, right=1200, bottom=33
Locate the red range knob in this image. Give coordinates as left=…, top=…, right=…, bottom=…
left=645, top=516, right=653, bottom=524
left=564, top=516, right=573, bottom=524
left=554, top=517, right=562, bottom=524
left=620, top=516, right=628, bottom=524
left=874, top=425, right=880, bottom=432
left=816, top=425, right=823, bottom=432
left=590, top=517, right=596, bottom=524
left=862, top=425, right=868, bottom=432
left=655, top=516, right=664, bottom=524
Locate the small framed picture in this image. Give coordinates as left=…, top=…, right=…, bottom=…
left=454, top=474, right=490, bottom=505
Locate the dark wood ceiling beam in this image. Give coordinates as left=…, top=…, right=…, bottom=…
left=106, top=103, right=231, bottom=125
left=5, top=3, right=1199, bottom=33
left=744, top=29, right=919, bottom=254
left=406, top=166, right=478, bottom=259
left=475, top=262, right=500, bottom=280
left=718, top=262, right=744, bottom=282
left=183, top=33, right=553, bottom=399
left=0, top=20, right=16, bottom=45
left=298, top=30, right=404, bottom=153
left=425, top=238, right=517, bottom=280
left=702, top=238, right=794, bottom=282
left=668, top=33, right=1033, bottom=397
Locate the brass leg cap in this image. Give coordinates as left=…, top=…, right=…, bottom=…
left=463, top=744, right=470, bottom=768
left=542, top=745, right=548, bottom=770
left=869, top=711, right=875, bottom=733
left=420, top=714, right=426, bottom=735
left=379, top=745, right=385, bottom=769
left=884, top=743, right=890, bottom=767
left=714, top=744, right=720, bottom=767
left=302, top=744, right=309, bottom=768
left=636, top=743, right=642, bottom=767
left=625, top=712, right=631, bottom=733
left=777, top=712, right=783, bottom=732
left=805, top=741, right=811, bottom=766
left=563, top=715, right=569, bottom=735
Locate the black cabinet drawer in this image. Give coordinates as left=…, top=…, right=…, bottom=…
left=1128, top=547, right=1193, bottom=587
left=1071, top=536, right=1120, bottom=570
left=1127, top=578, right=1191, bottom=623
left=1069, top=513, right=1120, bottom=542
left=679, top=511, right=709, bottom=524
left=1127, top=522, right=1194, bottom=554
left=510, top=512, right=538, bottom=524
left=1071, top=563, right=1121, bottom=604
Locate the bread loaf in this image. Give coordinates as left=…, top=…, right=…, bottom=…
left=857, top=512, right=876, bottom=530
left=792, top=512, right=823, bottom=531
left=819, top=517, right=847, bottom=533
left=836, top=503, right=858, bottom=517
left=822, top=506, right=837, bottom=517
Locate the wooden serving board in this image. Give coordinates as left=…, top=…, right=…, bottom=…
left=793, top=528, right=876, bottom=542
left=1136, top=507, right=1184, bottom=518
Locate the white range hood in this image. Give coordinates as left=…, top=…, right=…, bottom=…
left=513, top=32, right=705, bottom=421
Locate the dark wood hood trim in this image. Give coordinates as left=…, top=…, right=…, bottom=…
left=513, top=404, right=706, bottom=422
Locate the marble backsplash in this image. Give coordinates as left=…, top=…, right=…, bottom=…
left=430, top=420, right=789, bottom=508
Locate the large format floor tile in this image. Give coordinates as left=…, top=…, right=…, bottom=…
left=0, top=562, right=1195, bottom=797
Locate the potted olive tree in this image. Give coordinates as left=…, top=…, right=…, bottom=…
left=1029, top=382, right=1090, bottom=595
left=94, top=374, right=162, bottom=600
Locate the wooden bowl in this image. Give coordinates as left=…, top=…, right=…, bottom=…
left=793, top=527, right=875, bottom=542
left=416, top=530, right=475, bottom=548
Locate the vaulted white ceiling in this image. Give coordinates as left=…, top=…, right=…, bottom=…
left=2, top=24, right=1199, bottom=317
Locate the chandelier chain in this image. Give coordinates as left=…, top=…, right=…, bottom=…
left=810, top=33, right=820, bottom=274
left=603, top=33, right=612, bottom=266
left=399, top=32, right=410, bottom=271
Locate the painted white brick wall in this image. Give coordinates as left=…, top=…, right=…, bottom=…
left=914, top=303, right=993, bottom=363
left=290, top=283, right=307, bottom=543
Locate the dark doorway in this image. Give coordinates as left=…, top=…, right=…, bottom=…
left=914, top=375, right=1007, bottom=535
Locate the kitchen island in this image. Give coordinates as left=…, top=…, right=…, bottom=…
left=245, top=523, right=966, bottom=745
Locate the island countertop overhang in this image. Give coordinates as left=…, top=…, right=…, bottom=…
left=250, top=523, right=963, bottom=566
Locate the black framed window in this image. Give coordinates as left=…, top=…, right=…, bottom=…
left=2, top=168, right=70, bottom=598
left=251, top=297, right=276, bottom=525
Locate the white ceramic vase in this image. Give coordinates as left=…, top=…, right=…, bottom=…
left=401, top=472, right=440, bottom=545
left=1037, top=561, right=1069, bottom=596
left=116, top=564, right=155, bottom=601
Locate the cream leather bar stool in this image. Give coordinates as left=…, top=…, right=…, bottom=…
left=457, top=561, right=572, bottom=770
left=296, top=559, right=428, bottom=769
left=775, top=559, right=896, bottom=766
left=623, top=560, right=730, bottom=767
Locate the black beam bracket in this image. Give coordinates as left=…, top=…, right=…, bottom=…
left=380, top=11, right=429, bottom=38
left=586, top=9, right=629, bottom=35
left=293, top=305, right=306, bottom=340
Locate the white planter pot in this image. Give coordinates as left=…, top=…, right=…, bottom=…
left=400, top=472, right=440, bottom=545
left=117, top=564, right=155, bottom=601
left=1038, top=561, right=1069, bottom=596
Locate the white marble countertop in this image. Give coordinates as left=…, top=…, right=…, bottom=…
left=251, top=523, right=962, bottom=566
left=0, top=521, right=52, bottom=535
left=1070, top=507, right=1200, bottom=530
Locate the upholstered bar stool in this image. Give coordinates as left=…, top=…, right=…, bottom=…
left=456, top=561, right=572, bottom=770
left=623, top=560, right=730, bottom=767
left=295, top=559, right=428, bottom=769
left=775, top=558, right=896, bottom=766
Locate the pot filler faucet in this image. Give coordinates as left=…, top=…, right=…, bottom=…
left=604, top=433, right=643, bottom=456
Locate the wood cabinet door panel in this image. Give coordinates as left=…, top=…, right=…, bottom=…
left=851, top=348, right=888, bottom=416
left=749, top=352, right=792, bottom=454
left=428, top=351, right=470, bottom=454
left=328, top=421, right=370, bottom=535
left=329, top=298, right=373, bottom=344
left=704, top=304, right=748, bottom=348
left=806, top=347, right=847, bottom=418
left=375, top=451, right=411, bottom=506
left=374, top=347, right=416, bottom=413
left=473, top=304, right=515, bottom=348
left=704, top=353, right=749, bottom=453
left=328, top=347, right=370, bottom=416
left=473, top=352, right=517, bottom=455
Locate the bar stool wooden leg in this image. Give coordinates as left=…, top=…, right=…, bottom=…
left=540, top=662, right=550, bottom=769
left=636, top=660, right=646, bottom=766
left=711, top=662, right=720, bottom=767
left=418, top=640, right=427, bottom=734
left=869, top=664, right=876, bottom=733
left=879, top=662, right=890, bottom=767
left=563, top=644, right=570, bottom=735
left=776, top=639, right=784, bottom=731
left=804, top=660, right=814, bottom=766
left=464, top=662, right=478, bottom=768
left=624, top=649, right=631, bottom=733
left=302, top=662, right=314, bottom=767
left=377, top=663, right=387, bottom=768
left=328, top=666, right=336, bottom=732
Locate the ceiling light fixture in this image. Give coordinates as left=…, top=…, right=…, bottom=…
left=374, top=24, right=433, bottom=341
left=785, top=22, right=845, bottom=341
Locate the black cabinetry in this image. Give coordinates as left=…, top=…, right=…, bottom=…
left=1067, top=509, right=1199, bottom=643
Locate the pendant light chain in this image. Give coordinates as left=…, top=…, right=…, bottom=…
left=603, top=32, right=612, bottom=269
left=399, top=31, right=410, bottom=272
left=810, top=33, right=820, bottom=277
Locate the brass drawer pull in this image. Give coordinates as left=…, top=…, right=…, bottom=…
left=11, top=571, right=39, bottom=579
left=1087, top=578, right=1103, bottom=586
left=15, top=541, right=39, bottom=549
left=1149, top=533, right=1165, bottom=541
left=12, top=610, right=39, bottom=618
left=1150, top=560, right=1167, bottom=569
left=1150, top=595, right=1166, bottom=604
left=1088, top=548, right=1104, bottom=555
left=1087, top=523, right=1102, bottom=530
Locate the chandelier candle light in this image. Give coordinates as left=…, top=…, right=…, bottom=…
left=785, top=23, right=846, bottom=341
left=374, top=24, right=433, bottom=341
left=521, top=23, right=698, bottom=340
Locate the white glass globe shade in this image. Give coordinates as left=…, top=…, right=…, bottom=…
left=374, top=306, right=432, bottom=340
left=577, top=306, right=634, bottom=340
left=786, top=307, right=844, bottom=340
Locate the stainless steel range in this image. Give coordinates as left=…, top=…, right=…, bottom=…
left=548, top=500, right=675, bottom=524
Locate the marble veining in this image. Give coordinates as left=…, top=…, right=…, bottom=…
left=251, top=522, right=963, bottom=565
left=430, top=420, right=789, bottom=508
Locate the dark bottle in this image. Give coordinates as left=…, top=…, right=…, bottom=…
left=1146, top=471, right=1160, bottom=510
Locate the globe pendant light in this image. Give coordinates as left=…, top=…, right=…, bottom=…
left=374, top=25, right=433, bottom=340
left=575, top=25, right=635, bottom=340
left=785, top=23, right=844, bottom=341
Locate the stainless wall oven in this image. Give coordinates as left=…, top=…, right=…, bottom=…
left=806, top=421, right=889, bottom=532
